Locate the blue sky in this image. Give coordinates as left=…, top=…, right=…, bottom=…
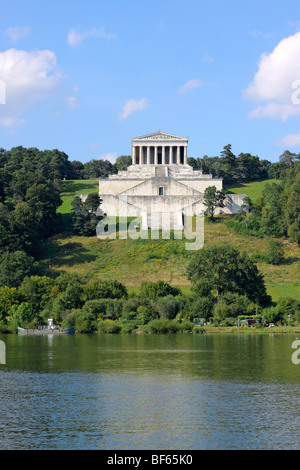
left=1, top=0, right=300, bottom=164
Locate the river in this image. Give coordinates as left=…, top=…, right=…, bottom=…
left=0, top=333, right=299, bottom=450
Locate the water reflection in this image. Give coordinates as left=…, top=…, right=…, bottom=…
left=0, top=333, right=299, bottom=450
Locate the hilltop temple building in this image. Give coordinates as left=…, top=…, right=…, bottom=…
left=98, top=130, right=246, bottom=229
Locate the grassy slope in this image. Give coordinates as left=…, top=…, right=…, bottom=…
left=40, top=178, right=300, bottom=302
left=225, top=178, right=278, bottom=200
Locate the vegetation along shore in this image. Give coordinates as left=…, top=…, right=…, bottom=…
left=0, top=146, right=299, bottom=334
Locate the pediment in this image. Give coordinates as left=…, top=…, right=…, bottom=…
left=132, top=130, right=188, bottom=142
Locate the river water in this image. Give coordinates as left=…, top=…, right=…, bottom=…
left=0, top=333, right=299, bottom=450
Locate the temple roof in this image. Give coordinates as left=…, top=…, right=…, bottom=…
left=132, top=130, right=188, bottom=142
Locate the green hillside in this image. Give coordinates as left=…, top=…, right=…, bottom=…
left=44, top=178, right=300, bottom=302
left=224, top=178, right=278, bottom=200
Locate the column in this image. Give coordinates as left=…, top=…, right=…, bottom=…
left=139, top=146, right=143, bottom=165
left=177, top=146, right=180, bottom=164
left=162, top=146, right=166, bottom=165
left=154, top=146, right=158, bottom=165
left=147, top=146, right=150, bottom=165
left=169, top=146, right=172, bottom=164
left=183, top=146, right=187, bottom=165
left=132, top=146, right=136, bottom=165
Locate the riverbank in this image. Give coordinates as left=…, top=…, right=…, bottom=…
left=194, top=325, right=300, bottom=335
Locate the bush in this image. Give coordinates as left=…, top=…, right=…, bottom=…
left=192, top=326, right=205, bottom=334
left=137, top=304, right=157, bottom=323
left=83, top=279, right=128, bottom=301
left=82, top=298, right=123, bottom=320
left=155, top=295, right=181, bottom=320
left=147, top=319, right=179, bottom=333
left=262, top=306, right=282, bottom=324
left=266, top=239, right=285, bottom=265
left=189, top=297, right=213, bottom=321
left=97, top=319, right=121, bottom=333
left=178, top=320, right=194, bottom=332
left=74, top=311, right=96, bottom=334
left=140, top=281, right=181, bottom=299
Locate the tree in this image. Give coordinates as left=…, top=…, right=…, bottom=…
left=139, top=281, right=181, bottom=299
left=115, top=155, right=132, bottom=171
left=187, top=157, right=198, bottom=170
left=72, top=194, right=103, bottom=236
left=220, top=144, right=238, bottom=183
left=266, top=239, right=285, bottom=265
left=203, top=186, right=226, bottom=219
left=186, top=245, right=271, bottom=306
left=0, top=251, right=35, bottom=287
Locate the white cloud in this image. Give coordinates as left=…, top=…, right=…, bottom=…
left=0, top=48, right=61, bottom=127
left=118, top=98, right=148, bottom=121
left=178, top=79, right=202, bottom=95
left=277, top=131, right=300, bottom=147
left=244, top=31, right=300, bottom=120
left=5, top=26, right=30, bottom=42
left=99, top=152, right=117, bottom=163
left=67, top=95, right=80, bottom=111
left=67, top=27, right=117, bottom=46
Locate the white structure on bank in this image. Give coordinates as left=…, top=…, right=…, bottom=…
left=99, top=130, right=246, bottom=229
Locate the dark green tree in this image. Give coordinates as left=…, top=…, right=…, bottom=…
left=0, top=251, right=35, bottom=287
left=186, top=245, right=271, bottom=306
left=115, top=155, right=132, bottom=171
left=203, top=186, right=226, bottom=219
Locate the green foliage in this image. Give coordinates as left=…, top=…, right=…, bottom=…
left=0, top=250, right=34, bottom=287
left=147, top=318, right=179, bottom=333
left=139, top=280, right=181, bottom=299
left=155, top=295, right=182, bottom=319
left=203, top=185, right=226, bottom=219
left=19, top=276, right=55, bottom=314
left=262, top=306, right=282, bottom=324
left=188, top=297, right=213, bottom=320
left=115, top=155, right=132, bottom=171
left=82, top=298, right=123, bottom=320
left=71, top=194, right=103, bottom=236
left=227, top=162, right=300, bottom=244
left=187, top=245, right=271, bottom=306
left=83, top=279, right=128, bottom=301
left=0, top=286, right=23, bottom=321
left=10, top=302, right=36, bottom=328
left=266, top=239, right=285, bottom=265
left=98, top=319, right=121, bottom=333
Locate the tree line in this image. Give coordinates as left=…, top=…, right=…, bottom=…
left=227, top=160, right=300, bottom=244
left=0, top=245, right=298, bottom=334
left=188, top=146, right=300, bottom=185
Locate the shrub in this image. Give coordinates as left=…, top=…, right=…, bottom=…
left=266, top=239, right=285, bottom=265
left=97, top=319, right=121, bottom=333
left=192, top=326, right=205, bottom=334
left=262, top=306, right=282, bottom=324
left=82, top=298, right=123, bottom=320
left=74, top=311, right=96, bottom=334
left=155, top=295, right=181, bottom=320
left=178, top=320, right=194, bottom=332
left=189, top=297, right=213, bottom=321
left=83, top=279, right=128, bottom=301
left=147, top=319, right=179, bottom=333
left=137, top=305, right=157, bottom=323
left=140, top=280, right=181, bottom=299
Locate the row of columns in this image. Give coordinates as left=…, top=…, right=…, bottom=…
left=132, top=145, right=187, bottom=165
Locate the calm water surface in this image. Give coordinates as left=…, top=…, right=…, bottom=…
left=0, top=333, right=299, bottom=450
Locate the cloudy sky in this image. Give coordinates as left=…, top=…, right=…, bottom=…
left=1, top=0, right=300, bottom=163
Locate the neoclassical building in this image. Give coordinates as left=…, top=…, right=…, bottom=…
left=131, top=130, right=188, bottom=166
left=98, top=130, right=246, bottom=229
